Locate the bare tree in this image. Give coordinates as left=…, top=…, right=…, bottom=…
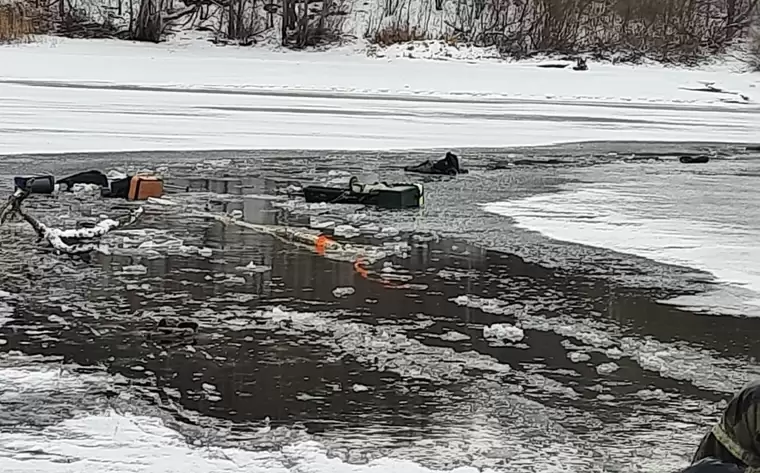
left=132, top=0, right=196, bottom=42
left=750, top=2, right=760, bottom=69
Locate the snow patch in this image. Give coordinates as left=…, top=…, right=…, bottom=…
left=367, top=41, right=502, bottom=62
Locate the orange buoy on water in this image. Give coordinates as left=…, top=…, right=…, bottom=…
left=315, top=234, right=332, bottom=255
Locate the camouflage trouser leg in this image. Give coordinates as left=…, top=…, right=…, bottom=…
left=695, top=381, right=760, bottom=472
left=693, top=431, right=740, bottom=465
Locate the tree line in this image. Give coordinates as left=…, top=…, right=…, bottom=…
left=0, top=0, right=757, bottom=65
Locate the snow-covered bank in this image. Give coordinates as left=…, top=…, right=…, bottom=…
left=0, top=38, right=758, bottom=154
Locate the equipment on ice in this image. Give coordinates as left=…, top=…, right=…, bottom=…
left=404, top=151, right=468, bottom=176
left=13, top=170, right=165, bottom=201
left=303, top=176, right=424, bottom=209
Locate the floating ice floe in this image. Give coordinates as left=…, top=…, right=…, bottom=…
left=334, top=224, right=361, bottom=238
left=568, top=352, right=592, bottom=363
left=438, top=331, right=471, bottom=342
left=119, top=264, right=148, bottom=275
left=483, top=323, right=525, bottom=344
left=309, top=217, right=336, bottom=229
left=235, top=262, right=272, bottom=273
left=201, top=382, right=222, bottom=402
left=359, top=223, right=380, bottom=233
left=332, top=287, right=356, bottom=298
left=596, top=362, right=620, bottom=375
left=374, top=227, right=400, bottom=239
left=70, top=183, right=102, bottom=195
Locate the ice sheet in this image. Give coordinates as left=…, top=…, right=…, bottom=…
left=0, top=38, right=757, bottom=154
left=483, top=160, right=760, bottom=316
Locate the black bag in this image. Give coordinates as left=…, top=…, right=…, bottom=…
left=13, top=175, right=55, bottom=194
left=57, top=170, right=109, bottom=190
left=101, top=176, right=132, bottom=199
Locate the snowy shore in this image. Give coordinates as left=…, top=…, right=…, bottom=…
left=0, top=37, right=757, bottom=155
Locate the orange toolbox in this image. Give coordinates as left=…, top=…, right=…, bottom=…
left=128, top=175, right=164, bottom=200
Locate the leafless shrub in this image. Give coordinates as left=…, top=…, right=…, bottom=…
left=364, top=0, right=435, bottom=45
left=280, top=0, right=349, bottom=48
left=366, top=0, right=760, bottom=63
left=56, top=6, right=125, bottom=38
left=373, top=19, right=425, bottom=45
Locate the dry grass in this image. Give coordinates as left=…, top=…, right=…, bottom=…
left=372, top=21, right=426, bottom=46
left=0, top=2, right=35, bottom=43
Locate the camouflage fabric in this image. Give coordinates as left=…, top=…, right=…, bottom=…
left=694, top=380, right=760, bottom=472
left=682, top=458, right=744, bottom=473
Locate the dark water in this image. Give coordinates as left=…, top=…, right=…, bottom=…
left=0, top=143, right=759, bottom=472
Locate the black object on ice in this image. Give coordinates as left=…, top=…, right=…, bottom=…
left=536, top=63, right=569, bottom=69
left=303, top=177, right=424, bottom=209
left=15, top=170, right=111, bottom=195
left=102, top=176, right=132, bottom=199
left=572, top=58, right=588, bottom=71
left=680, top=155, right=710, bottom=164
left=513, top=159, right=563, bottom=165
left=57, top=170, right=109, bottom=190
left=536, top=58, right=588, bottom=71
left=14, top=175, right=55, bottom=194
left=404, top=152, right=468, bottom=175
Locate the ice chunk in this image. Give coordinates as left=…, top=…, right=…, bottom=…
left=439, top=331, right=470, bottom=342
left=334, top=224, right=361, bottom=238
left=605, top=347, right=624, bottom=359
left=332, top=287, right=356, bottom=298
left=120, top=264, right=148, bottom=275
left=71, top=183, right=102, bottom=195
left=596, top=362, right=620, bottom=375
left=235, top=262, right=272, bottom=273
left=483, top=323, right=525, bottom=343
left=375, top=227, right=400, bottom=239
left=568, top=352, right=591, bottom=363
left=107, top=170, right=127, bottom=180
left=310, top=218, right=335, bottom=229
